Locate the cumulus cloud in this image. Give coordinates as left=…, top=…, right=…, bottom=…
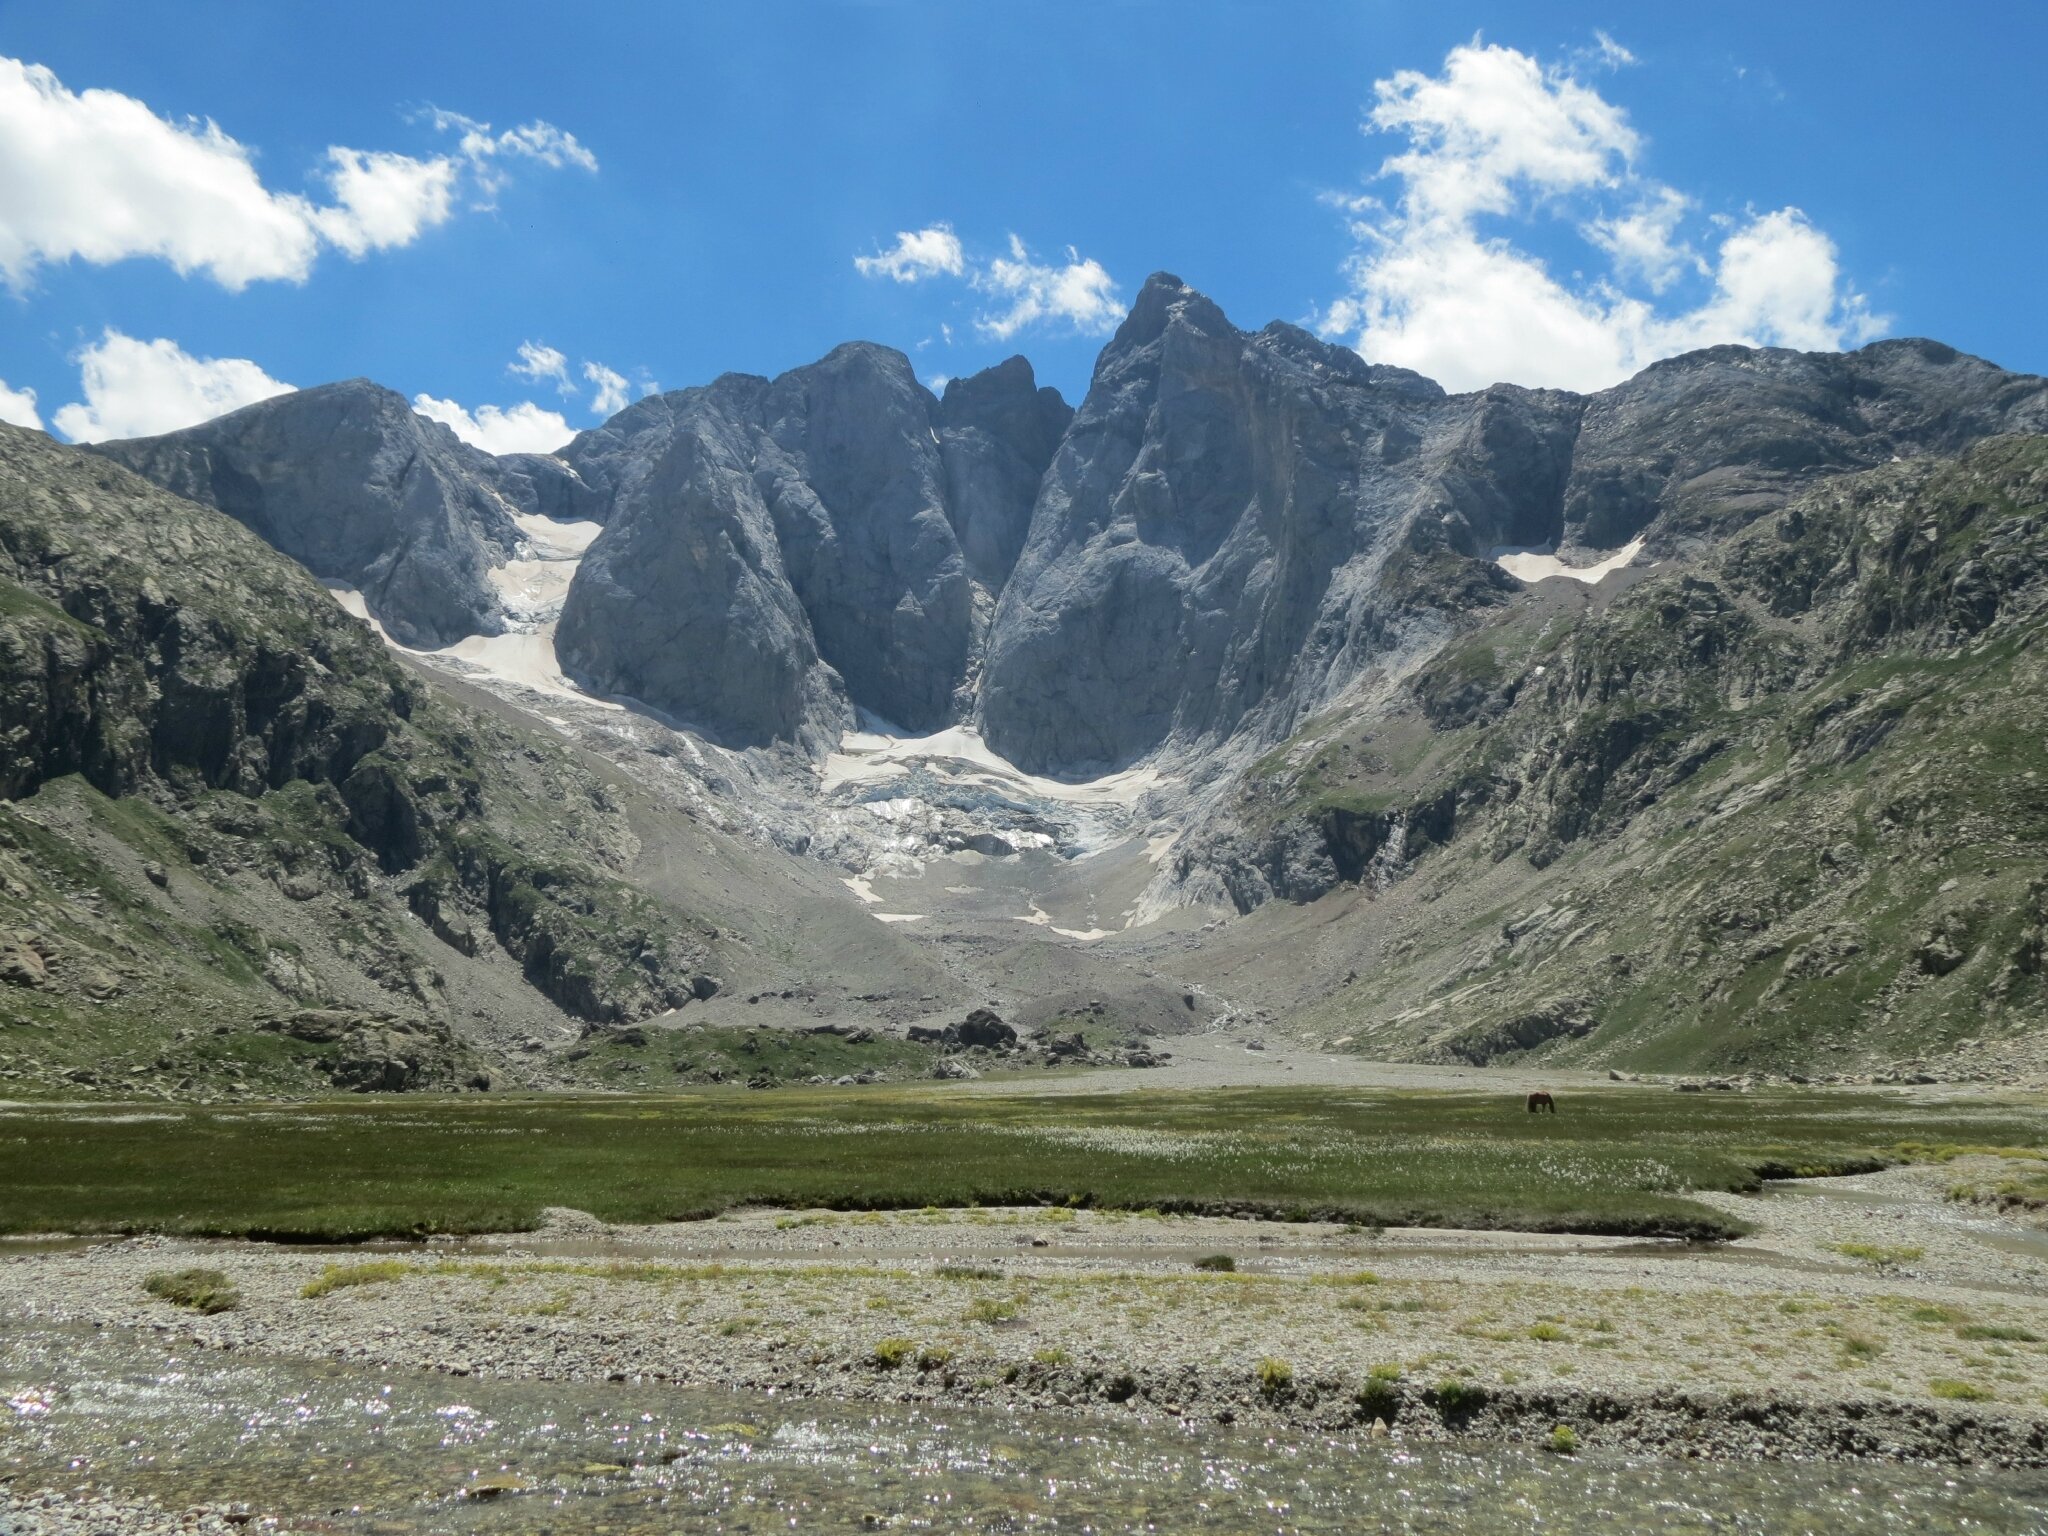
left=582, top=361, right=629, bottom=416
left=52, top=330, right=292, bottom=442
left=0, top=55, right=594, bottom=291
left=412, top=393, right=572, bottom=455
left=854, top=223, right=965, bottom=283
left=308, top=146, right=459, bottom=258
left=973, top=235, right=1123, bottom=340
left=0, top=379, right=42, bottom=431
left=509, top=340, right=573, bottom=393
left=1320, top=38, right=1885, bottom=393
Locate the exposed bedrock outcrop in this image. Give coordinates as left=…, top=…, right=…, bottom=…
left=977, top=273, right=1583, bottom=774
left=91, top=281, right=2048, bottom=778
left=979, top=279, right=2048, bottom=778
left=555, top=348, right=1067, bottom=750
left=88, top=380, right=586, bottom=649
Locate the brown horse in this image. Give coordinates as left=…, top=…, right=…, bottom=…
left=1526, top=1090, right=1557, bottom=1115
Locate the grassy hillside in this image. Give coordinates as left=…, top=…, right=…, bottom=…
left=1195, top=437, right=2048, bottom=1076
left=0, top=424, right=730, bottom=1097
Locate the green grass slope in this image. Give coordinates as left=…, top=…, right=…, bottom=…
left=1203, top=437, right=2048, bottom=1076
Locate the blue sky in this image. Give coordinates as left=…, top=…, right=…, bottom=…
left=0, top=1, right=2043, bottom=452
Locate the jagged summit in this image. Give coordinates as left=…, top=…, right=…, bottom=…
left=95, top=276, right=2048, bottom=771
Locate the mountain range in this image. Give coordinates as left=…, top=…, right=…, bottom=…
left=7, top=272, right=2048, bottom=1095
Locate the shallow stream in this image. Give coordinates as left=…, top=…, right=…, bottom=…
left=5, top=1323, right=2047, bottom=1532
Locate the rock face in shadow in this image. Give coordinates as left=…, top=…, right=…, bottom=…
left=977, top=275, right=2048, bottom=775
left=554, top=348, right=1066, bottom=750
left=89, top=380, right=556, bottom=649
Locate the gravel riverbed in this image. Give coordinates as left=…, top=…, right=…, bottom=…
left=7, top=1158, right=2048, bottom=1530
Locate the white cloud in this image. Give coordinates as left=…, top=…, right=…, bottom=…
left=510, top=340, right=573, bottom=393
left=854, top=223, right=965, bottom=283
left=972, top=235, right=1123, bottom=340
left=1586, top=185, right=1696, bottom=292
left=582, top=361, right=629, bottom=416
left=1591, top=30, right=1636, bottom=68
left=0, top=56, right=320, bottom=289
left=1321, top=38, right=1886, bottom=393
left=854, top=224, right=1121, bottom=340
left=309, top=146, right=458, bottom=257
left=0, top=55, right=595, bottom=292
left=0, top=378, right=41, bottom=431
left=411, top=393, right=572, bottom=455
left=429, top=110, right=598, bottom=200
left=52, top=330, right=291, bottom=442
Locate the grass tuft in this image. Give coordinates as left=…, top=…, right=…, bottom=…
left=299, top=1260, right=412, bottom=1299
left=1833, top=1242, right=1923, bottom=1270
left=1929, top=1378, right=1995, bottom=1402
left=1193, top=1254, right=1237, bottom=1273
left=142, top=1267, right=239, bottom=1314
left=1356, top=1363, right=1403, bottom=1421
left=871, top=1337, right=916, bottom=1370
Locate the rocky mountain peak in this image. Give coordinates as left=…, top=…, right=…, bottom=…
left=1115, top=271, right=1233, bottom=351
left=90, top=379, right=532, bottom=649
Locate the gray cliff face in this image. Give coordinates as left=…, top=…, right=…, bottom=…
left=936, top=357, right=1073, bottom=590
left=978, top=275, right=2048, bottom=776
left=977, top=274, right=1583, bottom=774
left=90, top=379, right=535, bottom=649
left=551, top=374, right=851, bottom=754
left=554, top=348, right=1066, bottom=749
left=756, top=344, right=973, bottom=732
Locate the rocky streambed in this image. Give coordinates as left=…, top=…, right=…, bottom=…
left=9, top=1165, right=2048, bottom=1530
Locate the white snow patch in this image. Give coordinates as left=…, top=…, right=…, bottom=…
left=1491, top=537, right=1644, bottom=585
left=326, top=582, right=374, bottom=623
left=321, top=514, right=616, bottom=707
left=842, top=875, right=883, bottom=905
left=1015, top=902, right=1114, bottom=943
left=872, top=912, right=926, bottom=924
left=821, top=723, right=1165, bottom=806
left=512, top=512, right=603, bottom=556
left=322, top=582, right=615, bottom=709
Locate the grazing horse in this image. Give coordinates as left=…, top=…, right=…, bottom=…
left=1526, top=1090, right=1557, bottom=1115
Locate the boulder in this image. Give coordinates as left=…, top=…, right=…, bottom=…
left=260, top=1008, right=363, bottom=1044
left=955, top=1008, right=1017, bottom=1049
left=0, top=930, right=51, bottom=988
